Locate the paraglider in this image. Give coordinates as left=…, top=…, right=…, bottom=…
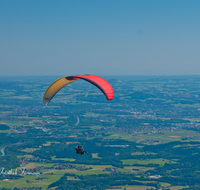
left=76, top=144, right=88, bottom=155
left=43, top=74, right=114, bottom=105
left=43, top=74, right=114, bottom=155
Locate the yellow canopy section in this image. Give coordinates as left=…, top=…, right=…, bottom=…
left=43, top=76, right=80, bottom=105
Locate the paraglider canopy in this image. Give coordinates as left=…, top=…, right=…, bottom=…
left=43, top=74, right=114, bottom=105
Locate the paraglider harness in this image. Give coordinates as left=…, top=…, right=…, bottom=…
left=75, top=143, right=88, bottom=155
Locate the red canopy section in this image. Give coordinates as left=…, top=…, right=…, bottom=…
left=72, top=74, right=114, bottom=100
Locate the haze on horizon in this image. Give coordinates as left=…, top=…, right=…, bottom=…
left=0, top=0, right=200, bottom=76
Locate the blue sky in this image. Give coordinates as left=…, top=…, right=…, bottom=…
left=0, top=0, right=200, bottom=76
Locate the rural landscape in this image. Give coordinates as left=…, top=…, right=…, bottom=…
left=1, top=75, right=200, bottom=190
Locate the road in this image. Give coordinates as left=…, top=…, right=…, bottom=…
left=1, top=147, right=5, bottom=156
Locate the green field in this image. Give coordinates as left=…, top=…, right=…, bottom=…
left=0, top=173, right=63, bottom=189
left=51, top=156, right=76, bottom=162
left=137, top=130, right=200, bottom=143
left=131, top=152, right=157, bottom=155
left=92, top=153, right=102, bottom=159
left=106, top=185, right=156, bottom=190
left=17, top=155, right=33, bottom=159
left=0, top=164, right=114, bottom=189
left=107, top=130, right=200, bottom=144
left=121, top=158, right=176, bottom=166
left=0, top=155, right=179, bottom=189
left=106, top=185, right=187, bottom=190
